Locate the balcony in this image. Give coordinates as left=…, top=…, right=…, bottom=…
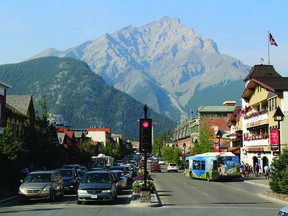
left=244, top=109, right=268, bottom=120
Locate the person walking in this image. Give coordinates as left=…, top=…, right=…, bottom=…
left=264, top=165, right=270, bottom=180
left=254, top=163, right=259, bottom=177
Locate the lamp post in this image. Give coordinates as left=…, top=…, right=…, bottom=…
left=183, top=143, right=186, bottom=162
left=273, top=106, right=284, bottom=154
left=216, top=130, right=222, bottom=152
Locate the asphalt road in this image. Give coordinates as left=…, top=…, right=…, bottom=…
left=0, top=170, right=286, bottom=216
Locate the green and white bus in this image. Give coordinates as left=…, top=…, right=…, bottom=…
left=186, top=152, right=241, bottom=181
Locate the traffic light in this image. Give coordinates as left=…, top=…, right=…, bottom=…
left=139, top=118, right=152, bottom=153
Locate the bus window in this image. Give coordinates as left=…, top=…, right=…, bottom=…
left=200, top=161, right=205, bottom=170
left=193, top=161, right=200, bottom=169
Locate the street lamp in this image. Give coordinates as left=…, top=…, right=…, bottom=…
left=273, top=106, right=284, bottom=154
left=216, top=130, right=222, bottom=152
left=183, top=143, right=186, bottom=162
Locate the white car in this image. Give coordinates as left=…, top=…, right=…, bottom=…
left=278, top=206, right=288, bottom=215
left=167, top=163, right=179, bottom=172
left=158, top=160, right=165, bottom=165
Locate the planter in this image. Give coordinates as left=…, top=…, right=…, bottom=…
left=134, top=186, right=140, bottom=193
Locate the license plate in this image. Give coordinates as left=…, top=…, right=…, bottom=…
left=91, top=195, right=98, bottom=199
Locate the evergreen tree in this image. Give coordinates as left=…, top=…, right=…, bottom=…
left=270, top=148, right=288, bottom=194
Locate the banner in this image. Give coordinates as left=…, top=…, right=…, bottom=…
left=270, top=129, right=279, bottom=145
left=214, top=142, right=220, bottom=152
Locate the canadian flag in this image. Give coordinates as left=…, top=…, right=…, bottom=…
left=269, top=33, right=278, bottom=46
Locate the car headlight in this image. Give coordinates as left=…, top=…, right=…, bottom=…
left=42, top=186, right=51, bottom=192
left=77, top=189, right=88, bottom=194
left=19, top=187, right=27, bottom=194
left=102, top=189, right=112, bottom=192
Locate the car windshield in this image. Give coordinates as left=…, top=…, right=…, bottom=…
left=24, top=173, right=52, bottom=183
left=170, top=163, right=177, bottom=166
left=59, top=170, right=74, bottom=177
left=82, top=173, right=111, bottom=183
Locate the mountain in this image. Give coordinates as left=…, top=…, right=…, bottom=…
left=31, top=16, right=251, bottom=122
left=0, top=57, right=176, bottom=139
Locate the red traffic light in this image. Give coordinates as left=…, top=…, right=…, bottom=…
left=142, top=121, right=150, bottom=128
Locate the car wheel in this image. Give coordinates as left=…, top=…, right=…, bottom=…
left=206, top=173, right=210, bottom=182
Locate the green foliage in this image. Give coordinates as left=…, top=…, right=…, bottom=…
left=0, top=128, right=20, bottom=160
left=270, top=148, right=288, bottom=194
left=0, top=56, right=177, bottom=140
left=193, top=122, right=214, bottom=155
left=162, top=145, right=181, bottom=164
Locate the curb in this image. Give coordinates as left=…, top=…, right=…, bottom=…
left=129, top=191, right=161, bottom=207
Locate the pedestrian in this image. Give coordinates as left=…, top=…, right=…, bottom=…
left=249, top=165, right=253, bottom=178
left=269, top=164, right=273, bottom=177
left=264, top=165, right=270, bottom=180
left=254, top=163, right=259, bottom=177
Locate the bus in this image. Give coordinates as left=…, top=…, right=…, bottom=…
left=91, top=154, right=114, bottom=168
left=186, top=152, right=241, bottom=181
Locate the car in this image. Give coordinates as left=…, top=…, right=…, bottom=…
left=61, top=164, right=80, bottom=172
left=59, top=168, right=79, bottom=193
left=110, top=171, right=123, bottom=194
left=18, top=170, right=64, bottom=202
left=109, top=169, right=128, bottom=189
left=109, top=166, right=132, bottom=180
left=150, top=163, right=161, bottom=172
left=158, top=160, right=165, bottom=165
left=77, top=171, right=117, bottom=204
left=278, top=206, right=288, bottom=215
left=167, top=163, right=179, bottom=172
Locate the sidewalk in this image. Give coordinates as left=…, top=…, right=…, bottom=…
left=241, top=174, right=288, bottom=204
left=129, top=191, right=161, bottom=207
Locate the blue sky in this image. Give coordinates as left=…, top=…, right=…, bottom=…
left=1, top=0, right=288, bottom=75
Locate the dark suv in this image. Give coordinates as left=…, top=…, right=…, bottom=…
left=59, top=168, right=80, bottom=193
left=18, top=170, right=64, bottom=202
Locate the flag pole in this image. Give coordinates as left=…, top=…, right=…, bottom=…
left=268, top=31, right=270, bottom=66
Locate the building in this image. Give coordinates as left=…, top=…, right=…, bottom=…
left=0, top=81, right=11, bottom=132
left=241, top=65, right=288, bottom=171
left=6, top=95, right=36, bottom=137
left=173, top=101, right=236, bottom=154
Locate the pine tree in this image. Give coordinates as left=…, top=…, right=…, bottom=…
left=269, top=148, right=288, bottom=194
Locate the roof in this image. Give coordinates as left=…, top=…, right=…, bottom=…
left=242, top=78, right=288, bottom=101
left=6, top=95, right=33, bottom=116
left=244, top=64, right=282, bottom=82
left=198, top=105, right=235, bottom=113
left=0, top=81, right=11, bottom=89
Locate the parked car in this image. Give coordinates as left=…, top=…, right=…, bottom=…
left=167, top=163, right=179, bottom=172
left=150, top=163, right=161, bottom=172
left=158, top=160, right=165, bottom=165
left=18, top=170, right=64, bottom=202
left=77, top=171, right=117, bottom=204
left=59, top=168, right=79, bottom=193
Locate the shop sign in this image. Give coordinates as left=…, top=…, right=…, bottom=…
left=247, top=147, right=264, bottom=152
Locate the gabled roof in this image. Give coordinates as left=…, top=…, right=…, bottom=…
left=244, top=64, right=282, bottom=82
left=242, top=78, right=288, bottom=101
left=6, top=95, right=34, bottom=117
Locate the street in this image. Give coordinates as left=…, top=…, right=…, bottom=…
left=0, top=170, right=286, bottom=216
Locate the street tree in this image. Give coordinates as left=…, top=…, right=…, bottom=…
left=193, top=122, right=214, bottom=155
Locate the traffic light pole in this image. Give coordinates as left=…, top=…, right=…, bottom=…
left=143, top=105, right=148, bottom=190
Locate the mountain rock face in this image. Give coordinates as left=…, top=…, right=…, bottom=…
left=31, top=16, right=250, bottom=122
left=0, top=57, right=176, bottom=139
